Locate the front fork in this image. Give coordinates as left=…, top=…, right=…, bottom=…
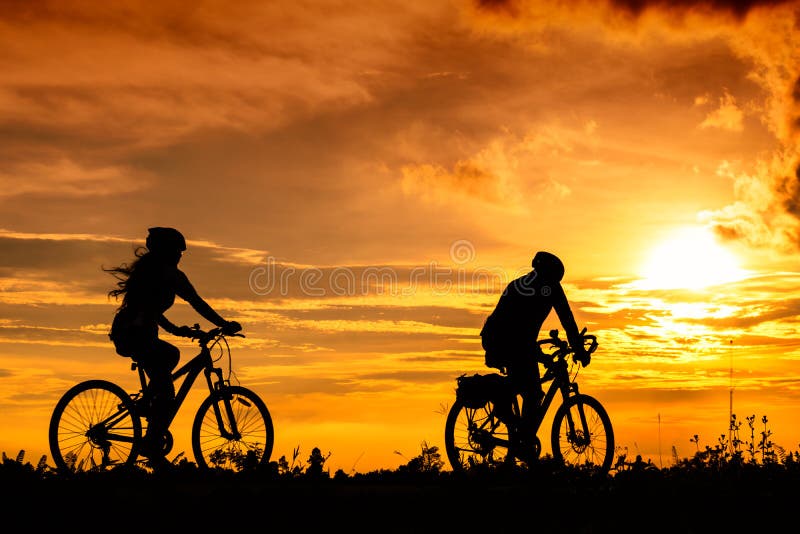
left=204, top=367, right=242, bottom=440
left=561, top=383, right=591, bottom=447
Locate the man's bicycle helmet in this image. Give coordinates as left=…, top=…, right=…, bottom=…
left=146, top=227, right=187, bottom=253
left=532, top=250, right=565, bottom=282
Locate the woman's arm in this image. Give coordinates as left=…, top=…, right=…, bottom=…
left=176, top=271, right=233, bottom=328
left=157, top=314, right=181, bottom=335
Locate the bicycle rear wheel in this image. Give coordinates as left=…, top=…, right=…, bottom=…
left=550, top=394, right=614, bottom=474
left=191, top=385, right=274, bottom=471
left=444, top=397, right=516, bottom=472
left=49, top=379, right=142, bottom=472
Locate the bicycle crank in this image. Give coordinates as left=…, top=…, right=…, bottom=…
left=468, top=425, right=497, bottom=456
left=159, top=430, right=174, bottom=455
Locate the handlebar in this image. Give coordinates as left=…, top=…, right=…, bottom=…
left=188, top=324, right=245, bottom=346
left=537, top=327, right=597, bottom=359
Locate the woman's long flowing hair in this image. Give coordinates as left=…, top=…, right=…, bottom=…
left=104, top=246, right=149, bottom=303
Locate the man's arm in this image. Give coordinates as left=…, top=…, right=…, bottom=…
left=551, top=283, right=584, bottom=354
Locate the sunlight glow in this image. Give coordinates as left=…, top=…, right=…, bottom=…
left=632, top=227, right=750, bottom=290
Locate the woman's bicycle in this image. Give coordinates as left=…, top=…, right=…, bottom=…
left=444, top=328, right=614, bottom=474
left=49, top=325, right=274, bottom=472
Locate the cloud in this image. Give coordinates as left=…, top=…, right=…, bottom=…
left=463, top=0, right=800, bottom=251
left=472, top=0, right=794, bottom=21
left=401, top=162, right=504, bottom=203
left=0, top=157, right=149, bottom=198
left=700, top=151, right=800, bottom=250
left=0, top=229, right=272, bottom=306
left=0, top=1, right=437, bottom=150
left=463, top=0, right=799, bottom=139
left=400, top=127, right=576, bottom=208
left=698, top=90, right=744, bottom=131
left=604, top=0, right=793, bottom=18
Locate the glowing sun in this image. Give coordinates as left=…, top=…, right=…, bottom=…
left=633, top=226, right=750, bottom=290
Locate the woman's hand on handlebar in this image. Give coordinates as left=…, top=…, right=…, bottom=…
left=186, top=322, right=244, bottom=344
left=222, top=320, right=242, bottom=335
left=175, top=325, right=199, bottom=338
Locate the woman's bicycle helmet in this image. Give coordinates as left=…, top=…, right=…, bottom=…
left=146, top=227, right=186, bottom=253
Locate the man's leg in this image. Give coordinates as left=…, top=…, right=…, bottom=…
left=509, top=353, right=544, bottom=460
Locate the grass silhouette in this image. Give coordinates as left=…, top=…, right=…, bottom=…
left=3, top=414, right=798, bottom=532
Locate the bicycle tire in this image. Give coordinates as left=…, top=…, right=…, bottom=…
left=444, top=397, right=516, bottom=472
left=550, top=393, right=614, bottom=474
left=49, top=379, right=142, bottom=472
left=191, top=385, right=274, bottom=471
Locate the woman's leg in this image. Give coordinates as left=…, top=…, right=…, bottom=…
left=136, top=339, right=180, bottom=458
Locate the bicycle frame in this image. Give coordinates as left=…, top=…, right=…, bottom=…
left=526, top=360, right=576, bottom=433
left=133, top=336, right=243, bottom=440
left=493, top=349, right=586, bottom=454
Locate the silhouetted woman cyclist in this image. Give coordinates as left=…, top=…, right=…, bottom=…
left=105, top=227, right=241, bottom=466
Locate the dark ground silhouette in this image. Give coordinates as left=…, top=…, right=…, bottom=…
left=3, top=453, right=798, bottom=533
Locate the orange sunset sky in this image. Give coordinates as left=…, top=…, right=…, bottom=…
left=1, top=0, right=800, bottom=473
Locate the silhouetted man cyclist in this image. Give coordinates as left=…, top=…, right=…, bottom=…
left=105, top=227, right=241, bottom=468
left=480, top=251, right=589, bottom=448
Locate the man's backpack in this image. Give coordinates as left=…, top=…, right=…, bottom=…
left=480, top=313, right=509, bottom=372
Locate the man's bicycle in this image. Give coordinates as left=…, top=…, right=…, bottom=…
left=444, top=328, right=614, bottom=474
left=49, top=325, right=274, bottom=472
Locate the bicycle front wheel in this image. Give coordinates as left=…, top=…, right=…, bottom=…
left=192, top=385, right=274, bottom=471
left=49, top=379, right=142, bottom=472
left=550, top=394, right=614, bottom=474
left=444, top=397, right=516, bottom=472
